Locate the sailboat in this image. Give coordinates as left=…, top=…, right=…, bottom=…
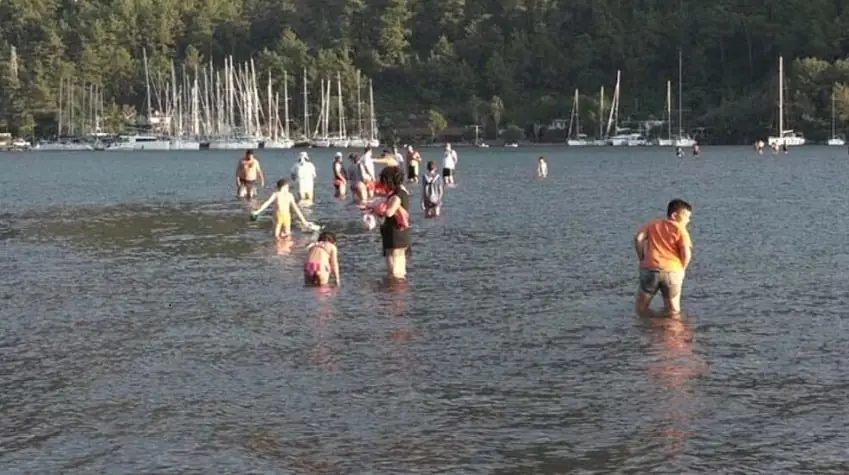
left=657, top=80, right=675, bottom=146
left=673, top=49, right=696, bottom=147
left=605, top=71, right=646, bottom=146
left=367, top=79, right=380, bottom=148
left=566, top=89, right=588, bottom=146
left=767, top=56, right=806, bottom=147
left=329, top=72, right=350, bottom=148
left=264, top=70, right=295, bottom=148
left=590, top=86, right=607, bottom=146
left=827, top=86, right=844, bottom=146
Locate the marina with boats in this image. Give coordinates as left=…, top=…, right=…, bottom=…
left=28, top=52, right=381, bottom=152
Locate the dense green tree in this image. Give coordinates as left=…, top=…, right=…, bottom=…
left=4, top=0, right=849, bottom=142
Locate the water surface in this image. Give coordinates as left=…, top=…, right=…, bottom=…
left=2, top=146, right=849, bottom=473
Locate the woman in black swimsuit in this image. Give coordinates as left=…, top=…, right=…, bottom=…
left=379, top=168, right=411, bottom=280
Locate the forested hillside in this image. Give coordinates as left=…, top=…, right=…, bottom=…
left=3, top=0, right=849, bottom=143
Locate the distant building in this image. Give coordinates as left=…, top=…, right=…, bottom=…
left=548, top=118, right=568, bottom=130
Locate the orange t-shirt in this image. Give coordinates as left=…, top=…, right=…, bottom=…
left=639, top=218, right=692, bottom=272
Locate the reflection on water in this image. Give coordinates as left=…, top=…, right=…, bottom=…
left=640, top=317, right=706, bottom=469
left=4, top=148, right=849, bottom=472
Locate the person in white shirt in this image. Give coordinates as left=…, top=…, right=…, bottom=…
left=393, top=146, right=405, bottom=167
left=442, top=143, right=459, bottom=185
left=537, top=156, right=548, bottom=178
left=290, top=152, right=317, bottom=203
left=361, top=146, right=377, bottom=198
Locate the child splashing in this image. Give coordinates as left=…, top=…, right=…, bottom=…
left=304, top=232, right=341, bottom=286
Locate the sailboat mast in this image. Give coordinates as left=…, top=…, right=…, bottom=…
left=336, top=72, right=343, bottom=136
left=267, top=70, right=273, bottom=138
left=667, top=80, right=672, bottom=140
left=677, top=48, right=683, bottom=137
left=283, top=70, right=290, bottom=139
left=574, top=89, right=581, bottom=136
left=832, top=88, right=836, bottom=137
left=778, top=56, right=784, bottom=139
left=368, top=79, right=375, bottom=141
left=58, top=77, right=64, bottom=137
left=143, top=48, right=152, bottom=120
left=302, top=68, right=309, bottom=138
left=598, top=86, right=604, bottom=139
left=356, top=72, right=362, bottom=137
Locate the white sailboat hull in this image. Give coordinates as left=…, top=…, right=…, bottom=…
left=767, top=136, right=805, bottom=146
left=657, top=139, right=675, bottom=146
left=827, top=138, right=845, bottom=146
left=348, top=137, right=368, bottom=149
left=34, top=142, right=94, bottom=151
left=330, top=138, right=350, bottom=148
left=209, top=140, right=260, bottom=150
left=264, top=138, right=295, bottom=149
left=171, top=139, right=201, bottom=150
left=106, top=135, right=174, bottom=151
left=675, top=137, right=697, bottom=147
left=367, top=139, right=380, bottom=148
left=311, top=138, right=331, bottom=148
left=567, top=139, right=589, bottom=146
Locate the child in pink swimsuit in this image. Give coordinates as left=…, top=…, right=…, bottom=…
left=304, top=232, right=341, bottom=286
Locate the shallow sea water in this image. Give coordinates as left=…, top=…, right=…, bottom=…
left=2, top=146, right=849, bottom=473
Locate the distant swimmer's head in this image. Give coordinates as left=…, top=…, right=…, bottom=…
left=667, top=199, right=692, bottom=225
left=407, top=145, right=414, bottom=151
left=444, top=143, right=451, bottom=151
left=538, top=156, right=545, bottom=162
left=317, top=231, right=337, bottom=244
left=348, top=153, right=358, bottom=161
left=276, top=178, right=289, bottom=191
left=427, top=160, right=436, bottom=172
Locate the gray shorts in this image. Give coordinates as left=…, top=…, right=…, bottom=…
left=639, top=268, right=685, bottom=298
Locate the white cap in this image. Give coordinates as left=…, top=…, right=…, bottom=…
left=335, top=152, right=343, bottom=157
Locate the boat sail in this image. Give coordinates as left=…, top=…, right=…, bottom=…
left=767, top=56, right=805, bottom=147
left=566, top=89, right=588, bottom=146
left=827, top=85, right=844, bottom=146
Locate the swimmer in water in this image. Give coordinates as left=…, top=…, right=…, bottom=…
left=235, top=149, right=265, bottom=198
left=421, top=160, right=444, bottom=217
left=332, top=152, right=348, bottom=198
left=692, top=143, right=700, bottom=157
left=675, top=146, right=684, bottom=158
left=537, top=156, right=548, bottom=178
left=304, top=232, right=341, bottom=286
left=633, top=199, right=693, bottom=319
left=252, top=179, right=309, bottom=239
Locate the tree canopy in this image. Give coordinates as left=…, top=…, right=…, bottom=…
left=3, top=0, right=849, bottom=143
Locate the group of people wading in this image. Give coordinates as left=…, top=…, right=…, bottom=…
left=236, top=144, right=455, bottom=286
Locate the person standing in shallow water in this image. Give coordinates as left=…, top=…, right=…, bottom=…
left=633, top=199, right=693, bottom=319
left=376, top=169, right=412, bottom=280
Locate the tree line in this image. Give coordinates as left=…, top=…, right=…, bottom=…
left=3, top=0, right=849, bottom=143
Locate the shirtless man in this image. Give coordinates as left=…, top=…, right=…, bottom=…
left=235, top=149, right=265, bottom=198
left=406, top=145, right=421, bottom=183
left=633, top=199, right=693, bottom=319
left=252, top=179, right=309, bottom=239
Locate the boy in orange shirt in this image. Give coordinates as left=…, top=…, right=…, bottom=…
left=633, top=199, right=693, bottom=318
